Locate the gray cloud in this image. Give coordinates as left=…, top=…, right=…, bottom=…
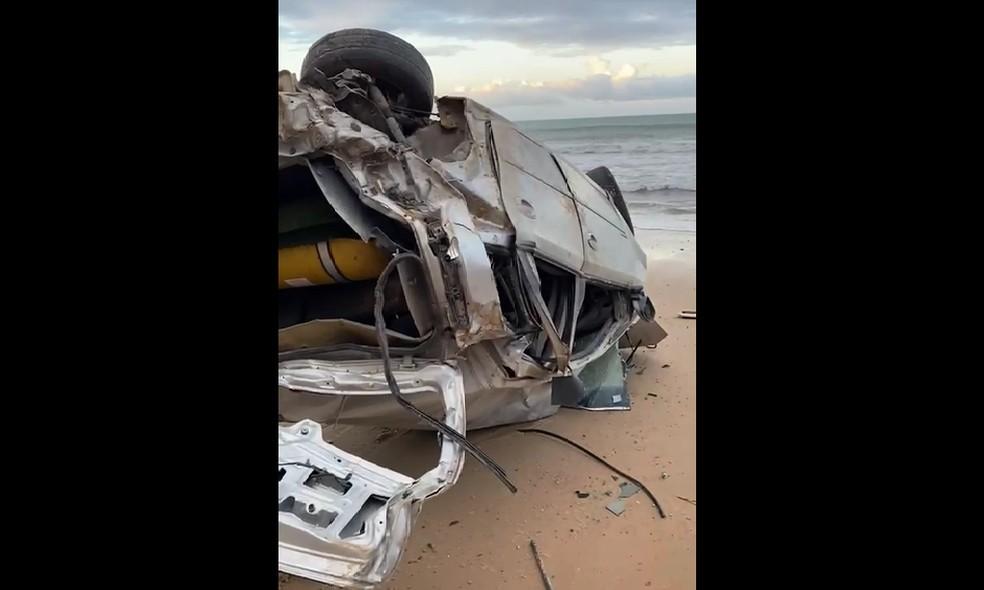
left=462, top=73, right=696, bottom=108
left=279, top=1, right=695, bottom=51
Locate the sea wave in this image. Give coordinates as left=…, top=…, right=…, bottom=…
left=626, top=204, right=696, bottom=215
left=527, top=121, right=696, bottom=133
left=632, top=225, right=697, bottom=233
left=623, top=185, right=697, bottom=194
left=562, top=144, right=695, bottom=155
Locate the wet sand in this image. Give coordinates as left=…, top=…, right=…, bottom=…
left=282, top=228, right=696, bottom=590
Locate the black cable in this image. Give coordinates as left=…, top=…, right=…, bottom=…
left=517, top=428, right=666, bottom=518
left=375, top=252, right=517, bottom=494
left=391, top=104, right=438, bottom=116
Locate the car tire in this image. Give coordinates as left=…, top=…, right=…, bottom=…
left=587, top=166, right=634, bottom=234
left=301, top=28, right=434, bottom=113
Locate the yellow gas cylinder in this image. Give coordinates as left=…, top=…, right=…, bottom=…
left=278, top=238, right=390, bottom=289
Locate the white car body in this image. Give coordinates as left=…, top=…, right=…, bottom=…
left=277, top=69, right=657, bottom=587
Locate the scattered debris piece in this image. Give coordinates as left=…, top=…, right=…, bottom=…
left=678, top=310, right=696, bottom=319
left=575, top=491, right=590, bottom=499
left=611, top=475, right=619, bottom=481
left=662, top=364, right=671, bottom=368
left=604, top=491, right=612, bottom=496
left=517, top=428, right=667, bottom=518
left=647, top=393, right=659, bottom=399
left=619, top=482, right=641, bottom=498
left=661, top=472, right=670, bottom=480
left=529, top=540, right=555, bottom=590
left=426, top=543, right=436, bottom=553
left=646, top=344, right=658, bottom=349
left=449, top=520, right=460, bottom=526
left=606, top=499, right=627, bottom=516
left=676, top=496, right=697, bottom=506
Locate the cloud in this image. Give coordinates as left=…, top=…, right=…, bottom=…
left=587, top=56, right=611, bottom=75
left=279, top=0, right=695, bottom=51
left=417, top=44, right=472, bottom=57
left=458, top=70, right=696, bottom=107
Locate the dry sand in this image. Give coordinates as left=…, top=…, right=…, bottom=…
left=282, top=228, right=696, bottom=590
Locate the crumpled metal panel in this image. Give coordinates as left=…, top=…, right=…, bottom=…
left=440, top=199, right=510, bottom=347
left=430, top=98, right=512, bottom=239
left=279, top=363, right=466, bottom=588
left=279, top=348, right=559, bottom=430
left=279, top=88, right=390, bottom=160
left=278, top=85, right=513, bottom=349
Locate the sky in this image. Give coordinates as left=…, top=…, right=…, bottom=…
left=279, top=1, right=695, bottom=121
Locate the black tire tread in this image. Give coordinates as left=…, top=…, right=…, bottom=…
left=301, top=29, right=434, bottom=112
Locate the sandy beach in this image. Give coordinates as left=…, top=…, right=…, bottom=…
left=282, top=227, right=696, bottom=590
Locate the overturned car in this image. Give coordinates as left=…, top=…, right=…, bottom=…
left=278, top=28, right=662, bottom=588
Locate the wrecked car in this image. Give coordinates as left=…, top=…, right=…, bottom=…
left=277, top=28, right=662, bottom=588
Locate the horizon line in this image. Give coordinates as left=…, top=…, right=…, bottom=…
left=515, top=111, right=696, bottom=123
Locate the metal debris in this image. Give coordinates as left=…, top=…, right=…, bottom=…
left=678, top=310, right=696, bottom=319
left=619, top=482, right=641, bottom=498
left=606, top=499, right=627, bottom=516
left=529, top=540, right=555, bottom=590
left=518, top=428, right=671, bottom=517
left=575, top=491, right=590, bottom=498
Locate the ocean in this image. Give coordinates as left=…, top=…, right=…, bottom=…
left=518, top=113, right=696, bottom=233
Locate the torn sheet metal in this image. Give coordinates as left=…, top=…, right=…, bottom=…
left=279, top=363, right=465, bottom=589
left=439, top=198, right=511, bottom=348
left=279, top=353, right=558, bottom=430
left=280, top=87, right=516, bottom=352
left=278, top=319, right=427, bottom=352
